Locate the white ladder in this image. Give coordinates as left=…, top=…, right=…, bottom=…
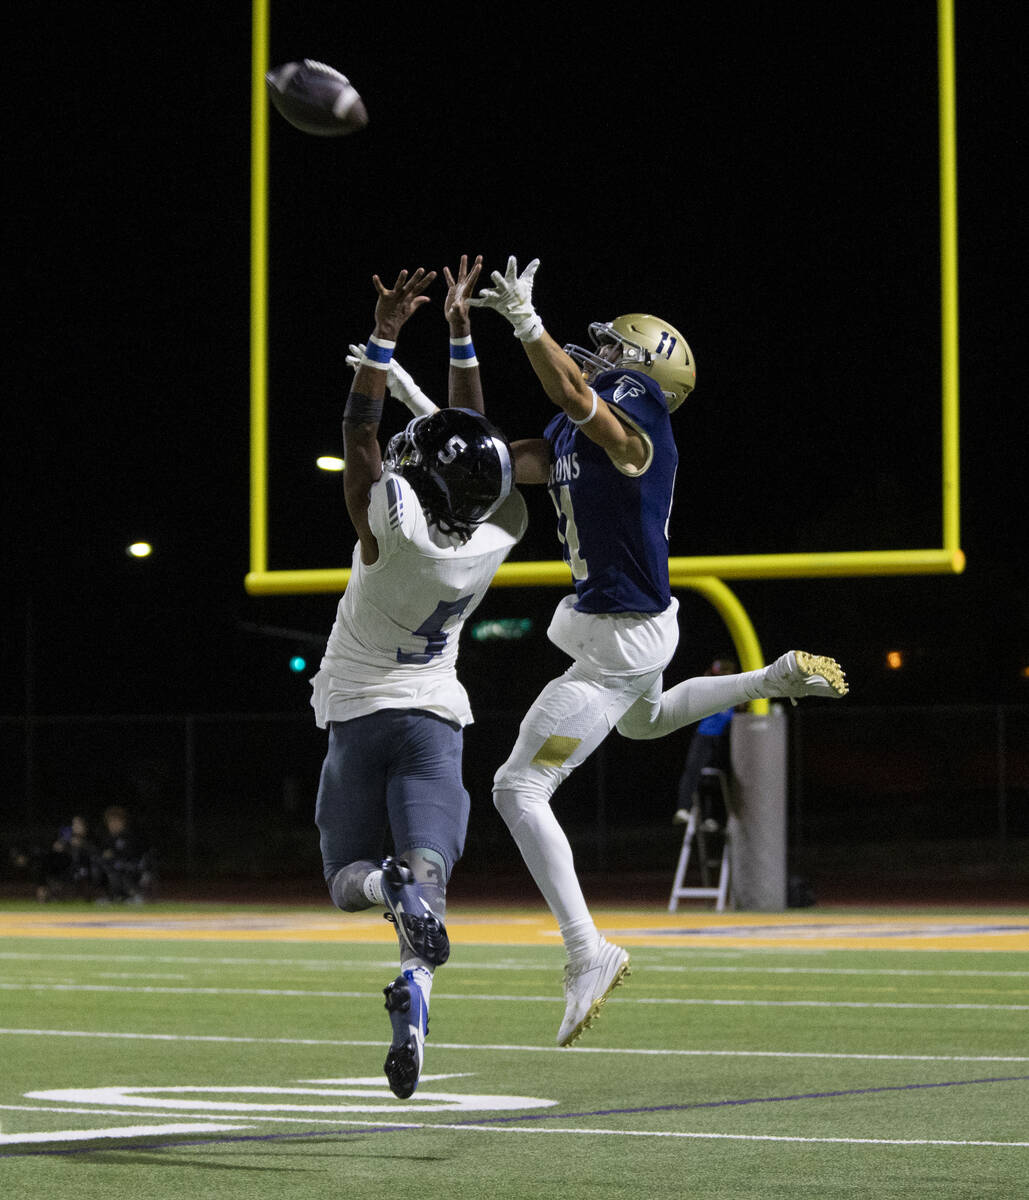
left=668, top=767, right=731, bottom=912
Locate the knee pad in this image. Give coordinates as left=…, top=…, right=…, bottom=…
left=493, top=783, right=554, bottom=830
left=493, top=753, right=565, bottom=800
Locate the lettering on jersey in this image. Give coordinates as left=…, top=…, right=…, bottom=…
left=611, top=375, right=646, bottom=406
left=385, top=477, right=404, bottom=530
left=548, top=451, right=580, bottom=485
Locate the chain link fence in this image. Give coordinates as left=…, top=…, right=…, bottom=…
left=2, top=705, right=1026, bottom=895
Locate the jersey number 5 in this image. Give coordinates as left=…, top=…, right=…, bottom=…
left=397, top=596, right=473, bottom=664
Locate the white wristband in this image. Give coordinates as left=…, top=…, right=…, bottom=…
left=568, top=390, right=599, bottom=426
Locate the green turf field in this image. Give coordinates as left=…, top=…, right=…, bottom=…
left=1, top=901, right=1027, bottom=1198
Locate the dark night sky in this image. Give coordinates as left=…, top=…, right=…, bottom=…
left=4, top=2, right=1025, bottom=719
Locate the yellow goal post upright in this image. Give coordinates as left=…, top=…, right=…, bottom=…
left=246, top=0, right=961, bottom=910
left=246, top=0, right=962, bottom=684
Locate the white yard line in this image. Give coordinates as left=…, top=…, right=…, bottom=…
left=3, top=950, right=1029, bottom=979
left=0, top=951, right=545, bottom=970
left=0, top=1122, right=251, bottom=1145
left=0, top=1102, right=413, bottom=1126
left=0, top=1107, right=1026, bottom=1150
left=1, top=981, right=1026, bottom=1010
left=642, top=965, right=1029, bottom=978
left=424, top=1125, right=1029, bottom=1148
left=2, top=1028, right=1028, bottom=1062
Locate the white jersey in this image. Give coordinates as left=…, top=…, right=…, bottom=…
left=311, top=470, right=527, bottom=729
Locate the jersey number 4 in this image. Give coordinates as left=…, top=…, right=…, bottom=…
left=396, top=596, right=473, bottom=664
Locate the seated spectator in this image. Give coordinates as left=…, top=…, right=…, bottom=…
left=36, top=815, right=99, bottom=901
left=96, top=806, right=155, bottom=903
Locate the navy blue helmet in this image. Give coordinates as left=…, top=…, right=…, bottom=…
left=384, top=408, right=513, bottom=540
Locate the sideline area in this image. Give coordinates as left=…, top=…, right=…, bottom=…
left=1, top=904, right=1027, bottom=952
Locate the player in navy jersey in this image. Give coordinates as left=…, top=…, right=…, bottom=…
left=543, top=363, right=678, bottom=613
left=471, top=257, right=848, bottom=1046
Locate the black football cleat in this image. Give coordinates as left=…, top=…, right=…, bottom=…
left=380, top=857, right=450, bottom=966
left=383, top=971, right=428, bottom=1099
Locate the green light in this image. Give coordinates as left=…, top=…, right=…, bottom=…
left=470, top=618, right=533, bottom=642
left=289, top=655, right=307, bottom=673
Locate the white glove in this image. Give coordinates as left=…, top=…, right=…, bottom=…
left=468, top=255, right=543, bottom=342
left=346, top=343, right=438, bottom=417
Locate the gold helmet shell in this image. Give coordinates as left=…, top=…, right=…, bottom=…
left=564, top=314, right=696, bottom=412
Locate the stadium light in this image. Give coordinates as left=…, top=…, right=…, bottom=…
left=470, top=618, right=533, bottom=642
left=126, top=542, right=153, bottom=558
left=317, top=456, right=344, bottom=472
left=886, top=650, right=905, bottom=670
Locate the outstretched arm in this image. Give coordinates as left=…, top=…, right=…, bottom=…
left=471, top=257, right=648, bottom=472
left=511, top=438, right=552, bottom=485
left=346, top=343, right=438, bottom=418
left=343, top=267, right=436, bottom=565
left=444, top=254, right=484, bottom=414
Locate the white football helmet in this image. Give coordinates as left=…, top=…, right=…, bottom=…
left=564, top=313, right=696, bottom=412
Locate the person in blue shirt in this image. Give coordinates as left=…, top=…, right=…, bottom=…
left=470, top=257, right=848, bottom=1047
left=673, top=658, right=739, bottom=828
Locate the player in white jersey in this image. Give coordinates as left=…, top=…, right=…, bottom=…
left=470, top=258, right=848, bottom=1047
left=311, top=259, right=527, bottom=1098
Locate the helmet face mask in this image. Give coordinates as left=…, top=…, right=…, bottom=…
left=564, top=314, right=696, bottom=412
left=383, top=408, right=513, bottom=541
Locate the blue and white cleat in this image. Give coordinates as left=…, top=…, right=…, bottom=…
left=383, top=969, right=428, bottom=1099
left=763, top=650, right=848, bottom=706
left=380, top=857, right=450, bottom=966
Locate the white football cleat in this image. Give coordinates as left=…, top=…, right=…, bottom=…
left=763, top=650, right=848, bottom=706
left=557, top=938, right=630, bottom=1047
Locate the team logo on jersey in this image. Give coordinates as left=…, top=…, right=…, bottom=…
left=611, top=375, right=646, bottom=406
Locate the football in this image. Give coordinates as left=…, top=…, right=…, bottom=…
left=266, top=59, right=368, bottom=137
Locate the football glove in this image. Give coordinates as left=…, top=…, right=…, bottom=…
left=346, top=344, right=438, bottom=417
left=468, top=256, right=543, bottom=342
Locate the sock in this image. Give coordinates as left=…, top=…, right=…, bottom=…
left=328, top=861, right=382, bottom=912
left=402, top=962, right=434, bottom=1006
left=495, top=788, right=601, bottom=965
left=562, top=917, right=603, bottom=965
left=363, top=870, right=384, bottom=905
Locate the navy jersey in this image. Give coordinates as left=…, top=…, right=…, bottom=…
left=544, top=369, right=678, bottom=613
